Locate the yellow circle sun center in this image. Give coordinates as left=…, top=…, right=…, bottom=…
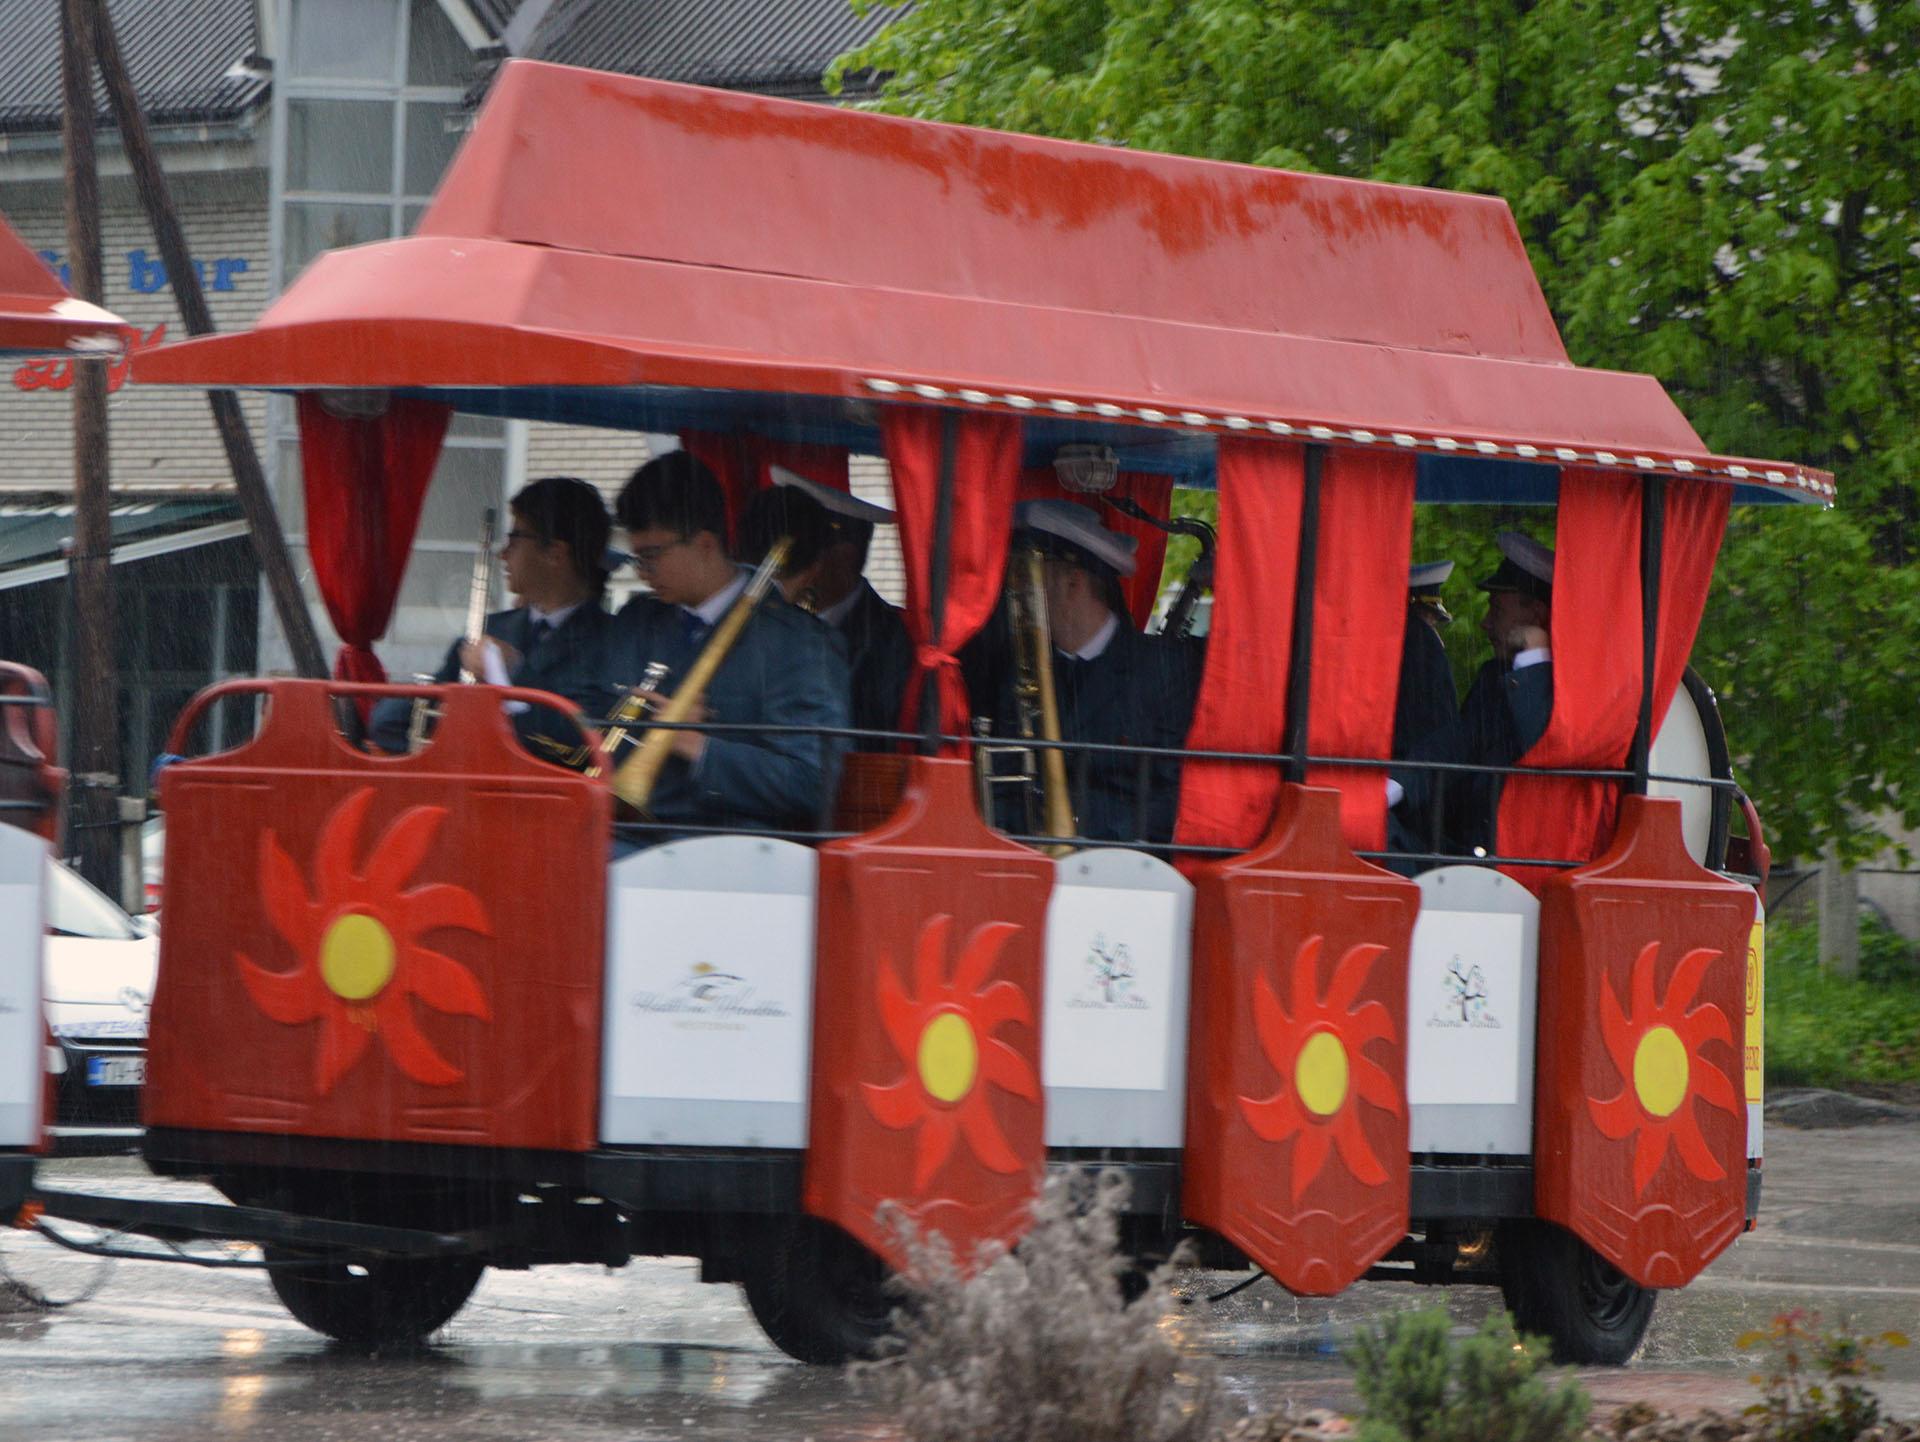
left=320, top=913, right=397, bottom=1002
left=1633, top=1025, right=1689, bottom=1118
left=1294, top=1030, right=1350, bottom=1117
left=917, top=1011, right=978, bottom=1104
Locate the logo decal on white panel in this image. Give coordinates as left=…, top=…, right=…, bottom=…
left=1066, top=934, right=1150, bottom=1011
left=1045, top=888, right=1176, bottom=1092
left=1408, top=910, right=1522, bottom=1106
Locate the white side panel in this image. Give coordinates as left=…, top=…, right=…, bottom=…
left=602, top=837, right=818, bottom=1148
left=1042, top=848, right=1193, bottom=1148
left=1407, top=865, right=1539, bottom=1156
left=1649, top=686, right=1714, bottom=864
left=0, top=829, right=46, bottom=1148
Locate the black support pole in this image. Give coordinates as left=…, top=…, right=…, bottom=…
left=1282, top=445, right=1325, bottom=785
left=918, top=410, right=959, bottom=755
left=1629, top=476, right=1666, bottom=794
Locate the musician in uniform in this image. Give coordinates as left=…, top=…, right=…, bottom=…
left=988, top=500, right=1199, bottom=846
left=1387, top=559, right=1462, bottom=862
left=607, top=451, right=850, bottom=832
left=368, top=475, right=618, bottom=754
left=736, top=467, right=913, bottom=745
left=1448, top=530, right=1555, bottom=854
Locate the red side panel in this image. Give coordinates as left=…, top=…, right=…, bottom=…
left=147, top=681, right=610, bottom=1152
left=1182, top=785, right=1419, bottom=1294
left=805, top=758, right=1053, bottom=1274
left=1534, top=795, right=1751, bottom=1286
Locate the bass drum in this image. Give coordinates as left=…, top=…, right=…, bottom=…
left=1647, top=668, right=1732, bottom=870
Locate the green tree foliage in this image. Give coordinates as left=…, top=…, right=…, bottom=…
left=835, top=0, right=1920, bottom=860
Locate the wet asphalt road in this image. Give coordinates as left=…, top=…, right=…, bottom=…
left=2, top=1119, right=1918, bottom=1441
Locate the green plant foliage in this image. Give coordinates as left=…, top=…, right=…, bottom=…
left=1765, top=917, right=1920, bottom=1088
left=1738, top=1308, right=1911, bottom=1442
left=1346, top=1307, right=1591, bottom=1442
left=836, top=0, right=1920, bottom=862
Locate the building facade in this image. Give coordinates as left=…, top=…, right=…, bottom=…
left=0, top=0, right=904, bottom=793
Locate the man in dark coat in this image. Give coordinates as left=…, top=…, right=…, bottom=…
left=368, top=475, right=618, bottom=754
left=606, top=452, right=850, bottom=833
left=737, top=467, right=914, bottom=745
left=1387, top=559, right=1462, bottom=861
left=988, top=500, right=1199, bottom=846
left=1448, top=530, right=1556, bottom=855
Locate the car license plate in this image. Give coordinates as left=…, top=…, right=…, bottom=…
left=85, top=1055, right=145, bottom=1088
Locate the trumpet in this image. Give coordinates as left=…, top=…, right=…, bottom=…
left=1003, top=543, right=1077, bottom=855
left=408, top=508, right=498, bottom=751
left=612, top=539, right=792, bottom=814
left=528, top=661, right=671, bottom=774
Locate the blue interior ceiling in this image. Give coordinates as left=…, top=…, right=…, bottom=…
left=392, top=385, right=1792, bottom=505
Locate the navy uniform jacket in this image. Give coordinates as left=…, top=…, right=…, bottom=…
left=832, top=579, right=915, bottom=742
left=991, top=621, right=1200, bottom=846
left=1388, top=613, right=1462, bottom=859
left=606, top=585, right=851, bottom=832
left=1448, top=657, right=1554, bottom=855
left=367, top=603, right=619, bottom=754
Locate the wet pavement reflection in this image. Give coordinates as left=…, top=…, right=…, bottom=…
left=4, top=1120, right=1918, bottom=1439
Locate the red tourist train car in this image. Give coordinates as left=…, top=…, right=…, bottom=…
left=24, top=62, right=1814, bottom=1364
left=1, top=211, right=126, bottom=1224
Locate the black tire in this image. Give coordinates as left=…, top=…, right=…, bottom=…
left=1498, top=1221, right=1656, bottom=1365
left=265, top=1251, right=485, bottom=1349
left=739, top=1217, right=897, bottom=1365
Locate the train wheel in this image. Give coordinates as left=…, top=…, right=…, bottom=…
left=740, top=1217, right=897, bottom=1365
left=1498, top=1221, right=1655, bottom=1365
left=265, top=1251, right=485, bottom=1349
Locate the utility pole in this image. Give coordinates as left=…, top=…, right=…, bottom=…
left=59, top=0, right=119, bottom=891
left=88, top=0, right=327, bottom=680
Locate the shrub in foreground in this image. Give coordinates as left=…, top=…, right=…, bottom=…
left=860, top=1169, right=1219, bottom=1442
left=1347, top=1306, right=1590, bottom=1442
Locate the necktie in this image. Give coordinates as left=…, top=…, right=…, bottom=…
left=680, top=610, right=709, bottom=650
left=522, top=618, right=553, bottom=664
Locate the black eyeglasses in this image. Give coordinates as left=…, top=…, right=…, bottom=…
left=629, top=538, right=691, bottom=570
left=500, top=529, right=543, bottom=552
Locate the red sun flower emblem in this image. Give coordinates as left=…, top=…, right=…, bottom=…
left=1239, top=936, right=1402, bottom=1202
left=237, top=787, right=493, bottom=1096
left=862, top=914, right=1040, bottom=1190
left=1589, top=942, right=1739, bottom=1195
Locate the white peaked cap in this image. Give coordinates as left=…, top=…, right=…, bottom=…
left=1015, top=499, right=1139, bottom=577
left=1495, top=529, right=1556, bottom=585
left=769, top=463, right=895, bottom=524
left=1409, top=559, right=1454, bottom=591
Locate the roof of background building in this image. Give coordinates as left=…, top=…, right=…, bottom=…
left=0, top=0, right=266, bottom=138
left=477, top=0, right=909, bottom=99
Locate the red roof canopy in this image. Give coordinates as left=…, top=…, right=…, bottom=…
left=133, top=61, right=1829, bottom=503
left=0, top=212, right=127, bottom=358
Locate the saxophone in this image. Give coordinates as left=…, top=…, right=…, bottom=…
left=611, top=539, right=792, bottom=814
left=408, top=508, right=498, bottom=751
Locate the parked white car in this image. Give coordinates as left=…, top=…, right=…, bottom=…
left=44, top=861, right=156, bottom=1154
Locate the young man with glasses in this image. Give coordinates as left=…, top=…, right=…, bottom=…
left=368, top=475, right=619, bottom=754
left=608, top=451, right=850, bottom=834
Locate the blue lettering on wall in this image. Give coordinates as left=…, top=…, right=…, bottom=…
left=126, top=248, right=252, bottom=293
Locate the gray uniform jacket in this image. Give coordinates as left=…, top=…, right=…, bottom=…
left=367, top=603, right=619, bottom=755
left=606, top=586, right=851, bottom=832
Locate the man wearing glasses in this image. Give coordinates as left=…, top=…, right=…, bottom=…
left=368, top=475, right=619, bottom=753
left=608, top=452, right=850, bottom=835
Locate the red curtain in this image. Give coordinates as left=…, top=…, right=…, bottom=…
left=1652, top=479, right=1730, bottom=734
left=297, top=393, right=452, bottom=688
left=1015, top=468, right=1175, bottom=629
left=1172, top=439, right=1305, bottom=852
left=1303, top=450, right=1416, bottom=852
left=883, top=408, right=1023, bottom=746
left=678, top=431, right=851, bottom=545
left=1496, top=469, right=1644, bottom=883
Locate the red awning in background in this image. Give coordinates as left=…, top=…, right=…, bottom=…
left=0, top=213, right=127, bottom=358
left=132, top=62, right=1829, bottom=505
